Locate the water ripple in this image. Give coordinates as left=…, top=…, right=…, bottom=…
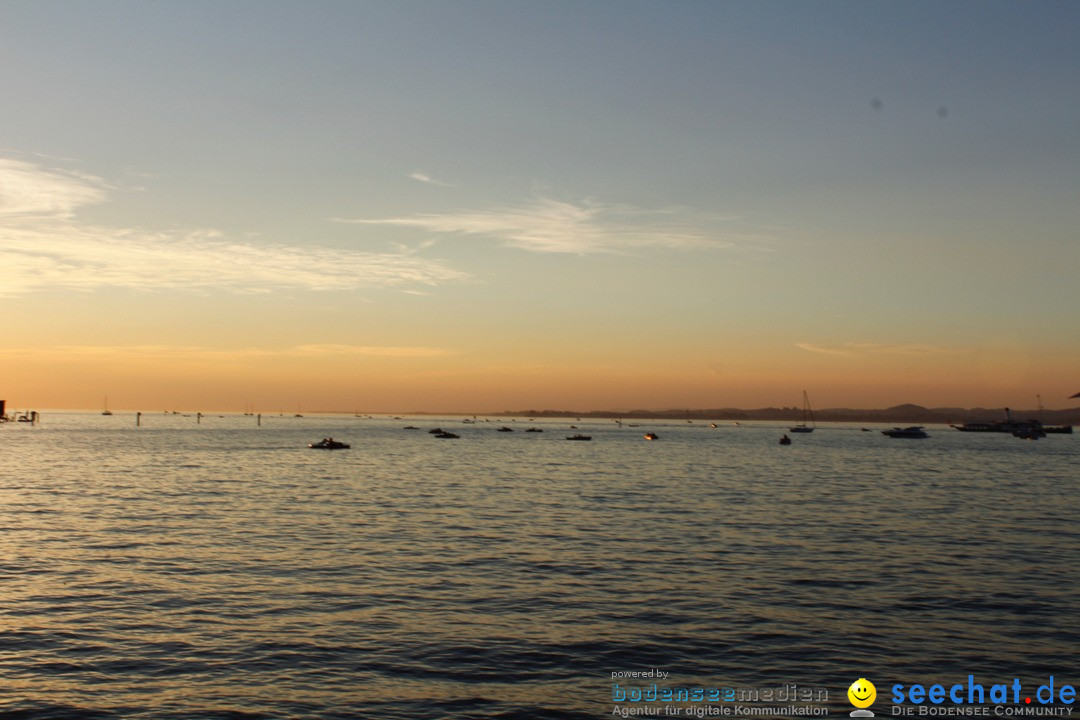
left=0, top=415, right=1077, bottom=717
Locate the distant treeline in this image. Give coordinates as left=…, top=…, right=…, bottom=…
left=496, top=404, right=1080, bottom=425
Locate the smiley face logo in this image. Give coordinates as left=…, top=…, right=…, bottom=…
left=848, top=678, right=876, bottom=709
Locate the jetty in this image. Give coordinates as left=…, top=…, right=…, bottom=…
left=0, top=400, right=39, bottom=425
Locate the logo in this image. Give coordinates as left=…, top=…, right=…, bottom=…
left=848, top=678, right=877, bottom=717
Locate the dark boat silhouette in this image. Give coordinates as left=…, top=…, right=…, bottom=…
left=881, top=426, right=929, bottom=439
left=309, top=438, right=350, bottom=449
left=789, top=390, right=815, bottom=433
left=952, top=407, right=1071, bottom=435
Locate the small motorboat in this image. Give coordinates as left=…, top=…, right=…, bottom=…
left=644, top=432, right=659, bottom=440
left=428, top=428, right=444, bottom=434
left=525, top=427, right=543, bottom=433
left=881, top=426, right=929, bottom=439
left=497, top=426, right=514, bottom=432
left=434, top=431, right=460, bottom=439
left=309, top=438, right=350, bottom=450
left=403, top=426, right=420, bottom=430
left=779, top=434, right=791, bottom=445
left=566, top=434, right=592, bottom=441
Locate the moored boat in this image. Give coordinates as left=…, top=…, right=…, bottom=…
left=950, top=407, right=1071, bottom=434
left=309, top=438, right=350, bottom=449
left=882, top=426, right=929, bottom=439
left=790, top=391, right=815, bottom=433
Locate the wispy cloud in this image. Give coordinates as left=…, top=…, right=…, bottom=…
left=796, top=343, right=857, bottom=357
left=340, top=197, right=750, bottom=254
left=0, top=157, right=109, bottom=218
left=289, top=344, right=454, bottom=358
left=409, top=171, right=455, bottom=187
left=797, top=342, right=968, bottom=357
left=0, top=158, right=467, bottom=295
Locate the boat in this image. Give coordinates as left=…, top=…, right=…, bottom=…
left=789, top=391, right=815, bottom=433
left=951, top=407, right=1071, bottom=434
left=497, top=426, right=514, bottom=432
left=566, top=434, right=592, bottom=441
left=951, top=421, right=1008, bottom=432
left=102, top=395, right=112, bottom=416
left=779, top=434, right=791, bottom=445
left=403, top=426, right=420, bottom=430
left=525, top=427, right=543, bottom=433
left=428, top=428, right=444, bottom=434
left=309, top=438, right=350, bottom=449
left=1013, top=422, right=1046, bottom=440
left=644, top=432, right=659, bottom=440
left=881, top=426, right=929, bottom=439
left=434, top=431, right=460, bottom=439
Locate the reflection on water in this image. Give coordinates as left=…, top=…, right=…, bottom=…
left=1, top=414, right=1077, bottom=718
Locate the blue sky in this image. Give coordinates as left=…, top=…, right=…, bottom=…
left=1, top=1, right=1078, bottom=411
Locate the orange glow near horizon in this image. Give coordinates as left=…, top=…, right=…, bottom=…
left=4, top=340, right=1076, bottom=415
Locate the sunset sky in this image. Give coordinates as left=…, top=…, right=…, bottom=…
left=2, top=0, right=1078, bottom=413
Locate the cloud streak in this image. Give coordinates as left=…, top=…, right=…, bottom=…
left=0, top=157, right=109, bottom=218
left=343, top=197, right=747, bottom=254
left=0, top=158, right=467, bottom=295
left=797, top=342, right=968, bottom=357
left=409, top=171, right=455, bottom=187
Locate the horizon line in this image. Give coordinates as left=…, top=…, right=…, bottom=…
left=10, top=403, right=1080, bottom=418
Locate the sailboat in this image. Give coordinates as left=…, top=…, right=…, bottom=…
left=102, top=395, right=113, bottom=416
left=789, top=390, right=815, bottom=433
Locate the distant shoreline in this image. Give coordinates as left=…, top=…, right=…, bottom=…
left=486, top=405, right=1080, bottom=425
left=12, top=405, right=1080, bottom=426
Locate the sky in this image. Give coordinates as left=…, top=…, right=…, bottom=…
left=1, top=0, right=1078, bottom=413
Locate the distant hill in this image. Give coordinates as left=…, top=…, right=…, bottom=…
left=498, top=405, right=1080, bottom=425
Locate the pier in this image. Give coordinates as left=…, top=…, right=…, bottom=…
left=0, top=400, right=39, bottom=425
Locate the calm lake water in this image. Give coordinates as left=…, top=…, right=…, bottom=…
left=1, top=412, right=1077, bottom=719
